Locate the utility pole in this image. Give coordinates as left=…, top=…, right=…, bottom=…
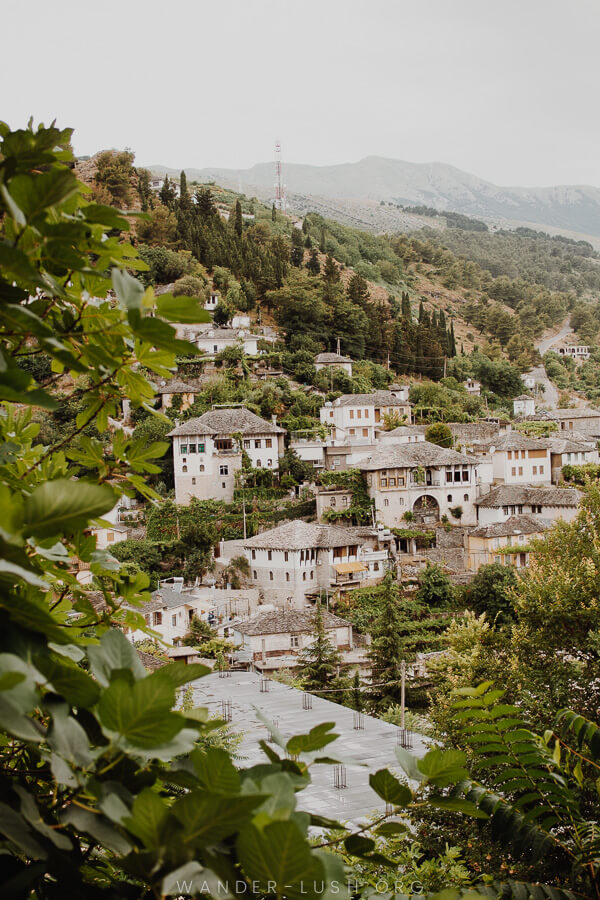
left=336, top=336, right=341, bottom=356
left=241, top=472, right=247, bottom=540
left=387, top=351, right=390, bottom=370
left=443, top=356, right=447, bottom=378
left=400, top=659, right=406, bottom=730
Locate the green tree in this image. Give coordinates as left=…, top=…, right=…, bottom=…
left=297, top=604, right=345, bottom=696
left=290, top=226, right=305, bottom=267
left=233, top=198, right=243, bottom=237
left=322, top=253, right=340, bottom=284
left=306, top=247, right=321, bottom=275
left=464, top=563, right=518, bottom=623
left=367, top=574, right=403, bottom=710
left=425, top=423, right=453, bottom=448
left=416, top=563, right=455, bottom=608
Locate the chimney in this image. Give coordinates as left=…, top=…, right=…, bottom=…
left=272, top=414, right=277, bottom=426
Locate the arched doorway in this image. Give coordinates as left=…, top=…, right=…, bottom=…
left=412, top=494, right=440, bottom=524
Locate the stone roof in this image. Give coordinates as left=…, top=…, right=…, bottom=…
left=244, top=520, right=377, bottom=550
left=235, top=608, right=351, bottom=636
left=356, top=440, right=476, bottom=471
left=469, top=514, right=552, bottom=539
left=333, top=391, right=410, bottom=408
left=136, top=649, right=169, bottom=670
left=141, top=587, right=192, bottom=612
left=197, top=328, right=255, bottom=341
left=475, top=485, right=582, bottom=509
left=548, top=407, right=600, bottom=420
left=155, top=378, right=202, bottom=394
left=492, top=432, right=550, bottom=452
left=544, top=436, right=596, bottom=454
left=314, top=352, right=352, bottom=364
left=514, top=394, right=535, bottom=401
left=168, top=407, right=285, bottom=437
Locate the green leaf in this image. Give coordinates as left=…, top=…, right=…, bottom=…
left=156, top=293, right=211, bottom=324
left=34, top=651, right=100, bottom=707
left=417, top=749, right=469, bottom=786
left=0, top=802, right=46, bottom=859
left=394, top=746, right=425, bottom=782
left=427, top=796, right=489, bottom=818
left=87, top=628, right=147, bottom=686
left=23, top=480, right=115, bottom=539
left=344, top=834, right=376, bottom=857
left=236, top=821, right=315, bottom=894
left=9, top=169, right=79, bottom=218
left=60, top=805, right=132, bottom=855
left=173, top=792, right=263, bottom=845
left=112, top=268, right=144, bottom=312
left=191, top=747, right=240, bottom=794
left=150, top=660, right=210, bottom=690
left=123, top=788, right=171, bottom=848
left=83, top=203, right=130, bottom=230
left=0, top=694, right=44, bottom=742
left=286, top=722, right=338, bottom=756
left=98, top=673, right=184, bottom=749
left=374, top=820, right=408, bottom=835
left=369, top=769, right=412, bottom=806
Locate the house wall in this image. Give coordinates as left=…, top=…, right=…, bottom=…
left=315, top=361, right=353, bottom=376
left=232, top=623, right=352, bottom=660
left=196, top=335, right=259, bottom=355
left=320, top=400, right=412, bottom=440
left=467, top=532, right=543, bottom=571
left=316, top=489, right=354, bottom=523
left=492, top=449, right=552, bottom=485
left=127, top=596, right=215, bottom=646
left=365, top=463, right=479, bottom=527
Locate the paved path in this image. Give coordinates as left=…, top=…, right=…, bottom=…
left=524, top=317, right=571, bottom=407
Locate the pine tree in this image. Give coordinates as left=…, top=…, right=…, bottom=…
left=306, top=248, right=320, bottom=276
left=271, top=203, right=276, bottom=222
left=351, top=670, right=363, bottom=711
left=319, top=225, right=327, bottom=252
left=401, top=292, right=412, bottom=321
left=450, top=319, right=457, bottom=357
left=418, top=300, right=425, bottom=323
left=367, top=574, right=403, bottom=711
left=290, top=227, right=304, bottom=267
left=302, top=217, right=309, bottom=234
left=297, top=604, right=345, bottom=697
left=346, top=273, right=370, bottom=308
left=159, top=175, right=176, bottom=207
left=178, top=170, right=191, bottom=211
left=233, top=199, right=243, bottom=238
left=322, top=254, right=340, bottom=284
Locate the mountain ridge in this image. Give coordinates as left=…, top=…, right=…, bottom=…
left=146, top=156, right=600, bottom=239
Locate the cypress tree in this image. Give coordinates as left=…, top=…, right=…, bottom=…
left=290, top=227, right=304, bottom=267
left=233, top=199, right=243, bottom=238
left=271, top=203, right=276, bottom=222
left=401, top=292, right=412, bottom=321
left=319, top=225, right=327, bottom=252
left=322, top=254, right=340, bottom=284
left=418, top=300, right=425, bottom=323
left=367, top=574, right=403, bottom=711
left=306, top=248, right=320, bottom=275
left=351, top=670, right=363, bottom=711
left=159, top=174, right=176, bottom=207
left=450, top=320, right=457, bottom=356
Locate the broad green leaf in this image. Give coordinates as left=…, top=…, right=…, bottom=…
left=34, top=652, right=100, bottom=708
left=286, top=722, right=338, bottom=756
left=87, top=628, right=147, bottom=686
left=427, top=796, right=489, bottom=818
left=418, top=749, right=469, bottom=786
left=236, top=821, right=315, bottom=893
left=191, top=747, right=240, bottom=794
left=394, top=746, right=425, bottom=782
left=60, top=805, right=132, bottom=855
left=369, top=769, right=412, bottom=806
left=9, top=169, right=79, bottom=218
left=0, top=694, right=44, bottom=742
left=156, top=293, right=211, bottom=324
left=173, top=792, right=263, bottom=845
left=150, top=660, right=210, bottom=690
left=375, top=820, right=408, bottom=835
left=0, top=802, right=46, bottom=859
left=112, top=268, right=144, bottom=312
left=98, top=674, right=184, bottom=749
left=23, top=480, right=116, bottom=539
left=123, top=788, right=171, bottom=848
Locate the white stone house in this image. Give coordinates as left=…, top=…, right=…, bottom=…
left=490, top=433, right=552, bottom=486
left=126, top=587, right=216, bottom=646
left=474, top=484, right=582, bottom=525
left=243, top=521, right=391, bottom=608
left=513, top=395, right=536, bottom=417
left=314, top=352, right=353, bottom=377
left=169, top=408, right=286, bottom=504
left=545, top=436, right=599, bottom=482
left=204, top=291, right=220, bottom=312
left=231, top=609, right=353, bottom=668
left=557, top=344, right=590, bottom=359
left=548, top=407, right=600, bottom=435
left=320, top=391, right=412, bottom=443
left=466, top=515, right=552, bottom=572
left=356, top=441, right=479, bottom=527
left=196, top=329, right=261, bottom=356
left=464, top=378, right=481, bottom=396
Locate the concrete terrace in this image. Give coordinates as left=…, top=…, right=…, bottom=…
left=190, top=671, right=429, bottom=824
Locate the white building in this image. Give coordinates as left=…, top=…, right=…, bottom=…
left=490, top=433, right=552, bottom=486
left=232, top=609, right=354, bottom=668
left=464, top=378, right=481, bottom=396
left=557, top=344, right=590, bottom=359
left=204, top=291, right=220, bottom=312
left=474, top=484, right=582, bottom=525
left=196, top=328, right=262, bottom=356
left=314, top=352, right=353, bottom=377
left=320, top=391, right=412, bottom=442
left=547, top=407, right=600, bottom=435
left=357, top=440, right=480, bottom=526
left=466, top=515, right=552, bottom=571
left=169, top=407, right=286, bottom=504
left=513, top=394, right=536, bottom=417
left=243, top=521, right=391, bottom=608
left=128, top=586, right=216, bottom=646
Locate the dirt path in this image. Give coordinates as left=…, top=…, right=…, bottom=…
left=524, top=317, right=571, bottom=407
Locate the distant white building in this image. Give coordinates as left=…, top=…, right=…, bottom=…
left=204, top=291, right=220, bottom=312
left=548, top=407, right=600, bottom=435
left=127, top=586, right=216, bottom=646
left=149, top=177, right=180, bottom=198
left=320, top=391, right=412, bottom=443
left=169, top=407, right=286, bottom=504
left=557, top=344, right=590, bottom=359
left=513, top=394, right=536, bottom=417
left=232, top=609, right=354, bottom=668
left=314, top=352, right=353, bottom=377
left=196, top=329, right=262, bottom=356
left=490, top=433, right=552, bottom=486
left=475, top=484, right=582, bottom=525
left=464, top=378, right=481, bottom=396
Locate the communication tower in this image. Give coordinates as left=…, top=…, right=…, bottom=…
left=274, top=141, right=286, bottom=213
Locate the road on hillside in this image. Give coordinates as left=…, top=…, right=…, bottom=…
left=524, top=317, right=571, bottom=407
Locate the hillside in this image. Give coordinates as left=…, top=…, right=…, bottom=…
left=148, top=155, right=600, bottom=241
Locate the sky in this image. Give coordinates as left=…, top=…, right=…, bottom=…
left=4, top=0, right=599, bottom=187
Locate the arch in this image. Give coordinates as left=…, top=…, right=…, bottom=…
left=412, top=494, right=440, bottom=523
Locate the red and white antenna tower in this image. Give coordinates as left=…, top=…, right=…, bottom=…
left=274, top=141, right=286, bottom=213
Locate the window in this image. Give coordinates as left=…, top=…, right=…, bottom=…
left=267, top=459, right=273, bottom=467
left=539, top=465, right=544, bottom=474
left=213, top=345, right=218, bottom=353
left=463, top=493, right=468, bottom=502
left=511, top=467, right=516, bottom=476
left=252, top=550, right=256, bottom=560
left=502, top=506, right=509, bottom=515
left=364, top=409, right=369, bottom=417
left=267, top=550, right=272, bottom=561
left=290, top=635, right=299, bottom=648
left=310, top=570, right=314, bottom=579
left=199, top=464, right=205, bottom=472
left=398, top=477, right=405, bottom=486
left=243, top=439, right=251, bottom=449
left=198, top=443, right=205, bottom=453
left=507, top=451, right=512, bottom=459
left=265, top=439, right=272, bottom=448
left=220, top=465, right=229, bottom=476
left=532, top=466, right=537, bottom=475
left=373, top=562, right=379, bottom=571
left=380, top=478, right=387, bottom=487
left=362, top=428, right=369, bottom=437
left=447, top=494, right=453, bottom=502
left=349, top=410, right=354, bottom=419
left=191, top=477, right=196, bottom=485
left=389, top=478, right=396, bottom=486
left=253, top=570, right=257, bottom=579
left=518, top=467, right=523, bottom=476
left=286, top=572, right=290, bottom=582
left=255, top=440, right=262, bottom=449
left=445, top=470, right=453, bottom=483
left=357, top=410, right=362, bottom=419
left=222, top=482, right=226, bottom=489
left=284, top=551, right=289, bottom=561
left=342, top=496, right=348, bottom=506
left=518, top=504, right=523, bottom=514
left=302, top=572, right=306, bottom=581
left=329, top=410, right=333, bottom=418
left=399, top=498, right=404, bottom=506
left=256, top=459, right=262, bottom=468
left=106, top=531, right=114, bottom=542
left=462, top=469, right=469, bottom=482
left=172, top=615, right=177, bottom=626
left=269, top=571, right=273, bottom=581
left=349, top=428, right=355, bottom=436
left=153, top=611, right=162, bottom=626
left=180, top=444, right=188, bottom=454
left=182, top=465, right=188, bottom=473
left=384, top=499, right=389, bottom=507
left=189, top=444, right=196, bottom=453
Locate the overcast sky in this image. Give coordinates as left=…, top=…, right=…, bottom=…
left=4, top=0, right=599, bottom=187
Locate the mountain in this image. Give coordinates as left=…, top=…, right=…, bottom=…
left=148, top=156, right=600, bottom=239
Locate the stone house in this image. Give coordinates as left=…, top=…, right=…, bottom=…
left=314, top=352, right=353, bottom=377
left=155, top=378, right=202, bottom=412
left=466, top=515, right=552, bottom=571
left=231, top=609, right=354, bottom=667
left=126, top=587, right=216, bottom=646
left=544, top=436, right=599, bottom=482
left=548, top=407, right=600, bottom=435
left=195, top=328, right=262, bottom=356
left=356, top=441, right=480, bottom=527
left=320, top=391, right=412, bottom=443
left=243, top=521, right=391, bottom=607
left=474, top=484, right=582, bottom=525
left=463, top=378, right=481, bottom=396
left=513, top=395, right=536, bottom=417
left=169, top=407, right=285, bottom=504
left=490, top=432, right=552, bottom=486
